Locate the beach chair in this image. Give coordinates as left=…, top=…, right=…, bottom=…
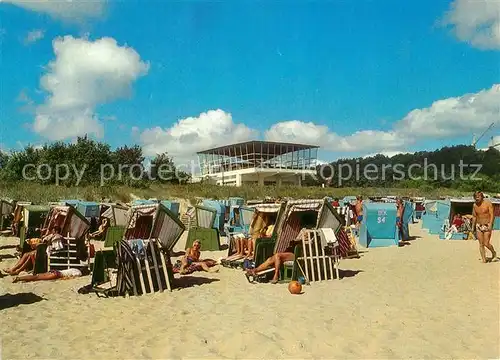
left=9, top=201, right=31, bottom=237
left=100, top=203, right=129, bottom=227
left=185, top=205, right=221, bottom=251
left=341, top=226, right=359, bottom=258
left=222, top=205, right=268, bottom=265
left=18, top=205, right=50, bottom=248
left=247, top=199, right=345, bottom=282
left=122, top=203, right=184, bottom=292
left=160, top=200, right=180, bottom=217
left=94, top=238, right=175, bottom=297
left=90, top=226, right=126, bottom=286
left=31, top=206, right=91, bottom=271
left=223, top=202, right=285, bottom=268
left=94, top=203, right=185, bottom=297
left=0, top=199, right=14, bottom=231
left=76, top=201, right=100, bottom=222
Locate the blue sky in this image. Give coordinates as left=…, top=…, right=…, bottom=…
left=0, top=0, right=499, bottom=165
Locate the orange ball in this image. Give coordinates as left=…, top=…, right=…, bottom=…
left=288, top=280, right=302, bottom=294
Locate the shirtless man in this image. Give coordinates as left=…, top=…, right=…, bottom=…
left=396, top=199, right=404, bottom=241
left=396, top=199, right=404, bottom=227
left=472, top=191, right=496, bottom=263
left=355, top=196, right=363, bottom=225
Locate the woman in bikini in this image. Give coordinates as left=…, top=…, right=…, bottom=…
left=179, top=240, right=218, bottom=274
left=3, top=226, right=64, bottom=276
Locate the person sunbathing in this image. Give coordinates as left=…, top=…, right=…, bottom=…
left=179, top=240, right=219, bottom=274
left=4, top=226, right=64, bottom=276
left=86, top=217, right=110, bottom=241
left=229, top=223, right=274, bottom=261
left=245, top=224, right=274, bottom=260
left=445, top=214, right=464, bottom=240
left=12, top=267, right=90, bottom=283
left=245, top=242, right=297, bottom=284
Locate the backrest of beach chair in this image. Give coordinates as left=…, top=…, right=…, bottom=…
left=194, top=205, right=216, bottom=228
left=67, top=207, right=91, bottom=240
left=76, top=202, right=100, bottom=219
left=240, top=207, right=254, bottom=229
left=151, top=204, right=185, bottom=250
left=316, top=200, right=345, bottom=234
left=274, top=199, right=324, bottom=254
left=248, top=203, right=282, bottom=236
left=116, top=240, right=140, bottom=296
left=24, top=205, right=50, bottom=228
left=104, top=226, right=126, bottom=248
left=102, top=205, right=129, bottom=227
left=124, top=204, right=161, bottom=240
left=0, top=200, right=14, bottom=217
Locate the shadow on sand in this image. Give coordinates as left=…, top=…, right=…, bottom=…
left=0, top=292, right=46, bottom=310
left=173, top=276, right=220, bottom=289
left=0, top=254, right=16, bottom=261
left=339, top=269, right=363, bottom=279
left=0, top=244, right=17, bottom=251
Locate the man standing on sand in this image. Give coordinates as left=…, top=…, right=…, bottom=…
left=396, top=198, right=404, bottom=239
left=472, top=191, right=497, bottom=263
left=355, top=196, right=363, bottom=225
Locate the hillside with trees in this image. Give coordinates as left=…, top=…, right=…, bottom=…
left=0, top=138, right=498, bottom=202
left=310, top=145, right=500, bottom=193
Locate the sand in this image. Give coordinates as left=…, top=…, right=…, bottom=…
left=1, top=223, right=499, bottom=359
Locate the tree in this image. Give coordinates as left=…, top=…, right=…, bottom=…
left=149, top=152, right=191, bottom=184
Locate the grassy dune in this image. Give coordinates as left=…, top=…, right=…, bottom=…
left=0, top=181, right=470, bottom=204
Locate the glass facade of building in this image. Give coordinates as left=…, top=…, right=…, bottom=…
left=197, top=141, right=319, bottom=175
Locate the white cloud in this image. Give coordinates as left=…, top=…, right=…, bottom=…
left=24, top=29, right=44, bottom=44
left=2, top=0, right=106, bottom=22
left=139, top=109, right=257, bottom=164
left=264, top=84, right=500, bottom=154
left=33, top=35, right=149, bottom=140
left=135, top=84, right=499, bottom=168
left=395, top=84, right=500, bottom=138
left=265, top=121, right=406, bottom=153
left=442, top=0, right=500, bottom=50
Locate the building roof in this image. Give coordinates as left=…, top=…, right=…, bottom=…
left=196, top=140, right=319, bottom=156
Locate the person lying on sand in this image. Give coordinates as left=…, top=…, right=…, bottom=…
left=245, top=242, right=298, bottom=284
left=179, top=240, right=219, bottom=274
left=4, top=226, right=64, bottom=276
left=12, top=268, right=90, bottom=283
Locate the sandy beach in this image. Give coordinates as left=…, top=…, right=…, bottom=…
left=1, top=223, right=499, bottom=359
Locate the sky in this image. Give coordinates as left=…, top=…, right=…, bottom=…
left=0, top=0, right=499, bottom=169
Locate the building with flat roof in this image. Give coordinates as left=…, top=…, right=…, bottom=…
left=196, top=140, right=319, bottom=186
